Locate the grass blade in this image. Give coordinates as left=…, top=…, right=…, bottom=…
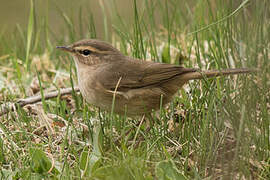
left=25, top=0, right=34, bottom=71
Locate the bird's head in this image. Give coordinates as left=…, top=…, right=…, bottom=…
left=57, top=39, right=123, bottom=66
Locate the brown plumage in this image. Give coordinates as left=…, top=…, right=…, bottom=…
left=57, top=39, right=256, bottom=116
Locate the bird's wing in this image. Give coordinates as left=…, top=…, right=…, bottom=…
left=99, top=60, right=196, bottom=92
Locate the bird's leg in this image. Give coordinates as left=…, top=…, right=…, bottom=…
left=130, top=113, right=158, bottom=147
left=114, top=114, right=149, bottom=146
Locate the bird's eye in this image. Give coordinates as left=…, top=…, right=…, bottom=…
left=80, top=49, right=91, bottom=56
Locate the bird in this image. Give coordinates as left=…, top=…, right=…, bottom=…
left=57, top=39, right=255, bottom=116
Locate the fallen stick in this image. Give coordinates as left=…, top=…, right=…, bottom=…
left=0, top=87, right=80, bottom=116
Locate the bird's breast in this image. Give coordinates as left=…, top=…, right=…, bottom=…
left=77, top=71, right=97, bottom=103
left=77, top=67, right=115, bottom=111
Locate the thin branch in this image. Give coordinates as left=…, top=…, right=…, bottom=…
left=0, top=87, right=80, bottom=116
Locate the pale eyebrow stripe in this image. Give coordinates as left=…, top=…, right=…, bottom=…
left=74, top=46, right=99, bottom=52
left=74, top=46, right=113, bottom=54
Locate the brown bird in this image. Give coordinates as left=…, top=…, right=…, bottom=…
left=57, top=39, right=255, bottom=116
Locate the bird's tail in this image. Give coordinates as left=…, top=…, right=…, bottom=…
left=181, top=68, right=257, bottom=81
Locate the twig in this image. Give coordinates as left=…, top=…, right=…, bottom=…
left=0, top=87, right=80, bottom=116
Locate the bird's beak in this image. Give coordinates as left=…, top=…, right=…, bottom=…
left=56, top=46, right=74, bottom=53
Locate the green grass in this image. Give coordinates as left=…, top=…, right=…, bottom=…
left=0, top=0, right=269, bottom=179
